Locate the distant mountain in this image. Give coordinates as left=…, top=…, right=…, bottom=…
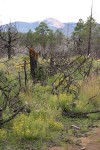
left=5, top=18, right=76, bottom=36
left=13, top=21, right=40, bottom=33
left=43, top=18, right=65, bottom=30
left=60, top=22, right=76, bottom=36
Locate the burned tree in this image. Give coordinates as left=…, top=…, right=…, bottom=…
left=25, top=30, right=40, bottom=80
left=29, top=47, right=39, bottom=79
left=50, top=52, right=99, bottom=118
left=0, top=71, right=25, bottom=126
left=0, top=23, right=18, bottom=59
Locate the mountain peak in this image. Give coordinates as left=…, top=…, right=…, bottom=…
left=3, top=18, right=76, bottom=35
left=43, top=18, right=65, bottom=29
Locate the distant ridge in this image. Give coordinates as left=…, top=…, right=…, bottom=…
left=4, top=18, right=76, bottom=36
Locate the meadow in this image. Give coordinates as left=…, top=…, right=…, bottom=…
left=0, top=56, right=100, bottom=150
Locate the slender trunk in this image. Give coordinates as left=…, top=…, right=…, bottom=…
left=87, top=3, right=93, bottom=56
left=0, top=108, right=3, bottom=124
left=24, top=60, right=28, bottom=88
left=87, top=20, right=92, bottom=55
left=8, top=46, right=11, bottom=59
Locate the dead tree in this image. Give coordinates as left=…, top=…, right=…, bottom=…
left=87, top=4, right=93, bottom=55
left=51, top=54, right=96, bottom=117
left=0, top=23, right=18, bottom=59
left=28, top=47, right=39, bottom=80
left=25, top=30, right=39, bottom=80
left=0, top=72, right=25, bottom=126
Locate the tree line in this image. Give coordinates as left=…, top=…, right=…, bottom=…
left=0, top=16, right=100, bottom=59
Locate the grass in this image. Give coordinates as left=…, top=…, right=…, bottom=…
left=0, top=56, right=100, bottom=149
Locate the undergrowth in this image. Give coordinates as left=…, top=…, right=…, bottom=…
left=0, top=56, right=100, bottom=150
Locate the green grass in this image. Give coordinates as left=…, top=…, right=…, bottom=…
left=0, top=56, right=100, bottom=149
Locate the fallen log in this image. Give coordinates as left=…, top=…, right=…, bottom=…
left=62, top=109, right=100, bottom=118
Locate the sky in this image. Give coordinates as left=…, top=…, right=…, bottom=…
left=0, top=0, right=100, bottom=24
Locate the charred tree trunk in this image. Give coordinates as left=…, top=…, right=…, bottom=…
left=7, top=45, right=12, bottom=59
left=24, top=60, right=28, bottom=88
left=30, top=55, right=37, bottom=79
left=0, top=108, right=3, bottom=124
left=29, top=48, right=38, bottom=79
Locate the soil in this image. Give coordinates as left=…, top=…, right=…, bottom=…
left=49, top=128, right=100, bottom=150
left=80, top=128, right=100, bottom=150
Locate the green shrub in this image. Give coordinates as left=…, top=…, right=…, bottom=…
left=58, top=94, right=73, bottom=111
left=12, top=109, right=63, bottom=140
left=0, top=128, right=7, bottom=140
left=35, top=64, right=47, bottom=81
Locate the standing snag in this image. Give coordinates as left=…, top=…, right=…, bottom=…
left=0, top=23, right=18, bottom=59
left=29, top=47, right=39, bottom=79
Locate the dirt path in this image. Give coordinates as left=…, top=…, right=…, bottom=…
left=49, top=128, right=100, bottom=150
left=80, top=128, right=100, bottom=150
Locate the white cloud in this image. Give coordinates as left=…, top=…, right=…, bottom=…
left=0, top=0, right=100, bottom=24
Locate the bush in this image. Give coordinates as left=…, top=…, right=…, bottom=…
left=58, top=94, right=73, bottom=111
left=12, top=109, right=63, bottom=140
left=0, top=128, right=7, bottom=140
left=35, top=64, right=47, bottom=81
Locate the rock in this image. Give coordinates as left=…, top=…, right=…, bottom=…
left=80, top=147, right=86, bottom=150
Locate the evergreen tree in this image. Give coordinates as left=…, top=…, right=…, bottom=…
left=34, top=22, right=50, bottom=49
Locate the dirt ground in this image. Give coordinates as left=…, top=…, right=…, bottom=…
left=80, top=128, right=100, bottom=150
left=49, top=128, right=100, bottom=150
